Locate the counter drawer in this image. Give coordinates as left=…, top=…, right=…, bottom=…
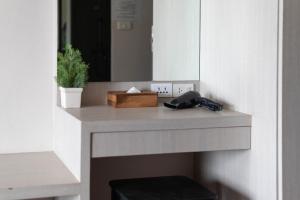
left=92, top=127, right=251, bottom=158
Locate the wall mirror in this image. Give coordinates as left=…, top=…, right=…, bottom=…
left=59, top=0, right=200, bottom=82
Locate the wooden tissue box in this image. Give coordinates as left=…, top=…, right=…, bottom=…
left=107, top=91, right=158, bottom=108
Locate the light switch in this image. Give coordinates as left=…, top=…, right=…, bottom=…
left=116, top=21, right=133, bottom=30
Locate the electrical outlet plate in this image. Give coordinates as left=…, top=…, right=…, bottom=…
left=173, top=83, right=195, bottom=97
left=151, top=83, right=173, bottom=97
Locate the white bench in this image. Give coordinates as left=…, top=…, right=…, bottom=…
left=0, top=152, right=80, bottom=200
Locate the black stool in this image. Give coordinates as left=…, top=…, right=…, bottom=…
left=109, top=176, right=217, bottom=200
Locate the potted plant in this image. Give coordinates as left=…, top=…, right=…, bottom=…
left=57, top=44, right=88, bottom=108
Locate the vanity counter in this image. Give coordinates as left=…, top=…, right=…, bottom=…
left=54, top=105, right=252, bottom=200
left=57, top=105, right=252, bottom=158
left=63, top=105, right=251, bottom=133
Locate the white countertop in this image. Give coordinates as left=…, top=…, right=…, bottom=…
left=0, top=152, right=80, bottom=199
left=63, top=105, right=251, bottom=132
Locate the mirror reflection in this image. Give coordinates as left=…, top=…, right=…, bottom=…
left=59, top=0, right=200, bottom=82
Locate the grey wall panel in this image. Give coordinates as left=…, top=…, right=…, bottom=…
left=281, top=0, right=300, bottom=199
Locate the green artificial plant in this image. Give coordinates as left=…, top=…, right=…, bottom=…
left=57, top=44, right=88, bottom=88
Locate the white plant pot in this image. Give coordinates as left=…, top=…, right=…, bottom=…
left=60, top=87, right=83, bottom=108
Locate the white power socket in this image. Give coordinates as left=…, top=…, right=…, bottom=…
left=151, top=83, right=173, bottom=97
left=173, top=84, right=195, bottom=97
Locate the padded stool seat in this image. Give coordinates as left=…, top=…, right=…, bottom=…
left=109, top=176, right=217, bottom=200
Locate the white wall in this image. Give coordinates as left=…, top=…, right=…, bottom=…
left=0, top=0, right=56, bottom=153
left=195, top=0, right=279, bottom=199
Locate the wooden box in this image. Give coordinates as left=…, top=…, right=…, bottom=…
left=107, top=91, right=158, bottom=108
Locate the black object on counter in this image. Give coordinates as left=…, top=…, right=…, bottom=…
left=110, top=176, right=217, bottom=200
left=164, top=91, right=223, bottom=111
